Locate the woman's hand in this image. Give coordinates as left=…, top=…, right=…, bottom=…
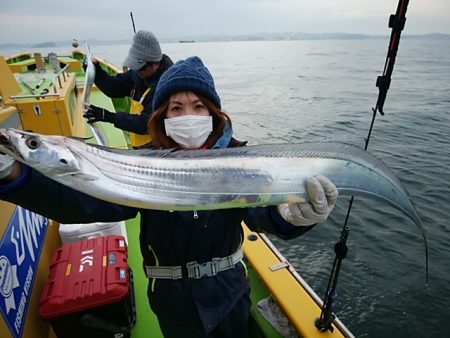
left=277, top=175, right=338, bottom=226
left=0, top=153, right=21, bottom=181
left=0, top=153, right=16, bottom=181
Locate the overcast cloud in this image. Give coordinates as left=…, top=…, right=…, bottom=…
left=1, top=0, right=449, bottom=44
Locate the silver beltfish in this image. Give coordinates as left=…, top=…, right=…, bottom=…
left=0, top=128, right=424, bottom=224
left=0, top=128, right=428, bottom=281
left=81, top=43, right=107, bottom=146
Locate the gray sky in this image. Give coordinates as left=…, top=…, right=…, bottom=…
left=1, top=0, right=449, bottom=44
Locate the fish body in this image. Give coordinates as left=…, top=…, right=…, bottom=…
left=0, top=128, right=422, bottom=228
left=0, top=128, right=429, bottom=281
left=81, top=43, right=106, bottom=146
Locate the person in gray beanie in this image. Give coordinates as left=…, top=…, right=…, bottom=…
left=83, top=30, right=173, bottom=147
left=0, top=56, right=338, bottom=337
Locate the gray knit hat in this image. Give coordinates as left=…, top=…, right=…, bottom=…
left=123, top=30, right=162, bottom=70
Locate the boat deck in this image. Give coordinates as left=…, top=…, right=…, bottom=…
left=126, top=216, right=163, bottom=337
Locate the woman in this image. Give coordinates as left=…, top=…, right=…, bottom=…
left=0, top=56, right=338, bottom=337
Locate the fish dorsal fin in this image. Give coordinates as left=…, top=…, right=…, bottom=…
left=69, top=136, right=93, bottom=142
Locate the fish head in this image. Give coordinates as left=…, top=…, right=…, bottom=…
left=0, top=128, right=81, bottom=177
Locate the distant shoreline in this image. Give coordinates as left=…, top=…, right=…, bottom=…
left=1, top=32, right=449, bottom=49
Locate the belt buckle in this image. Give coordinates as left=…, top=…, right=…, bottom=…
left=187, top=261, right=218, bottom=279
left=170, top=266, right=182, bottom=279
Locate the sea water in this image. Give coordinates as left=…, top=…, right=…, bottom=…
left=1, top=38, right=449, bottom=337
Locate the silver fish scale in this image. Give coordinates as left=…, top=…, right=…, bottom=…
left=94, top=141, right=406, bottom=194
left=97, top=142, right=384, bottom=168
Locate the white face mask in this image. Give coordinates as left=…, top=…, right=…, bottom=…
left=164, top=115, right=213, bottom=149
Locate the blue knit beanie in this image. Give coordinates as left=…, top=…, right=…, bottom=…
left=152, top=56, right=221, bottom=111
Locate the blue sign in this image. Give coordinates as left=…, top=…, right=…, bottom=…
left=0, top=206, right=49, bottom=338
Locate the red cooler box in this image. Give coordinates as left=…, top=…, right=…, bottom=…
left=40, top=235, right=136, bottom=338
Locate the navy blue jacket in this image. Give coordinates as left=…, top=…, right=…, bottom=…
left=94, top=54, right=173, bottom=134
left=0, top=127, right=314, bottom=333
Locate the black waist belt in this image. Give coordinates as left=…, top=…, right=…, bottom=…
left=145, top=248, right=243, bottom=280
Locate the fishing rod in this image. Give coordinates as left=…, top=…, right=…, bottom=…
left=123, top=12, right=137, bottom=73
left=130, top=12, right=136, bottom=33
left=315, top=0, right=410, bottom=333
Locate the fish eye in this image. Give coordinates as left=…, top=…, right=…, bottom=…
left=26, top=136, right=41, bottom=149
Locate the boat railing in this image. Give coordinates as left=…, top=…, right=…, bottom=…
left=258, top=232, right=355, bottom=338
left=52, top=64, right=70, bottom=92
left=9, top=64, right=71, bottom=100
left=9, top=93, right=62, bottom=100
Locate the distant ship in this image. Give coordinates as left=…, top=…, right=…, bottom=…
left=179, top=40, right=195, bottom=43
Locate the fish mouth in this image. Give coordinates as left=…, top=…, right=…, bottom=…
left=0, top=129, right=21, bottom=158
left=0, top=129, right=11, bottom=151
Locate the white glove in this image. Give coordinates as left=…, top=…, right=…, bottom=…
left=0, top=153, right=15, bottom=180
left=277, top=175, right=338, bottom=227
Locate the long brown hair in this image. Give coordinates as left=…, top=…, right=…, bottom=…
left=148, top=91, right=232, bottom=149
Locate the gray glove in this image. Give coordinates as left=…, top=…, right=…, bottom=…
left=0, top=153, right=15, bottom=180
left=277, top=175, right=338, bottom=227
